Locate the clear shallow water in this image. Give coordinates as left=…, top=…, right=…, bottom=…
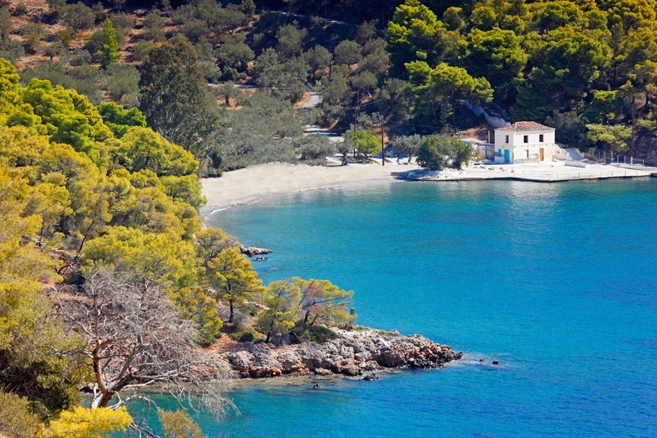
left=147, top=179, right=657, bottom=437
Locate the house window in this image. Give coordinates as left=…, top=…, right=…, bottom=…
left=523, top=135, right=529, bottom=143
left=539, top=134, right=544, bottom=142
left=505, top=135, right=509, bottom=143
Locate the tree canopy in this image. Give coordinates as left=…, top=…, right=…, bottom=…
left=0, top=59, right=254, bottom=434
left=139, top=41, right=221, bottom=163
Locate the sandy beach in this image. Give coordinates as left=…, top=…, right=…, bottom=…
left=200, top=161, right=418, bottom=215
left=200, top=159, right=656, bottom=217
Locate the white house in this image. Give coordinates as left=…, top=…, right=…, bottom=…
left=493, top=122, right=556, bottom=164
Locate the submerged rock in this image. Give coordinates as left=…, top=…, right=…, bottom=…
left=216, top=327, right=463, bottom=379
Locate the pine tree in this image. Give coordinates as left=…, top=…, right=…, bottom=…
left=238, top=0, right=256, bottom=16
left=138, top=41, right=220, bottom=158
left=99, top=18, right=120, bottom=68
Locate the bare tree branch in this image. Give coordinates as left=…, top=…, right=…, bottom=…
left=55, top=269, right=233, bottom=419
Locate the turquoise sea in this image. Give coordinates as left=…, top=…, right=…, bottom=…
left=150, top=179, right=657, bottom=437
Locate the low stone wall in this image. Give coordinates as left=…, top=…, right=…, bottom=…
left=565, top=160, right=588, bottom=168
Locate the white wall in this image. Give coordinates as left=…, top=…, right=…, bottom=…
left=494, top=129, right=556, bottom=163
left=509, top=131, right=555, bottom=147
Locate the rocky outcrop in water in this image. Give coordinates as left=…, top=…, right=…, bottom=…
left=240, top=245, right=273, bottom=257
left=220, top=328, right=463, bottom=379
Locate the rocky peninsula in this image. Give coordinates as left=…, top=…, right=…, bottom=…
left=214, top=327, right=463, bottom=379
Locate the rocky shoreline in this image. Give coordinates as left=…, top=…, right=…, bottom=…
left=239, top=245, right=273, bottom=257
left=216, top=328, right=463, bottom=379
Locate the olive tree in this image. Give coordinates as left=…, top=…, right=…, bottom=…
left=416, top=135, right=474, bottom=171
left=391, top=134, right=423, bottom=163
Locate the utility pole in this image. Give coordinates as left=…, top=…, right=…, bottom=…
left=355, top=89, right=360, bottom=119
left=381, top=122, right=385, bottom=166
left=631, top=112, right=636, bottom=157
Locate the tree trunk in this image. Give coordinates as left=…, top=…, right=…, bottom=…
left=94, top=390, right=115, bottom=408
left=229, top=300, right=234, bottom=323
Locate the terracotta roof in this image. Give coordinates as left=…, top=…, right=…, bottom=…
left=496, top=121, right=554, bottom=132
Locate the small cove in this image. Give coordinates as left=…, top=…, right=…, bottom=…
left=138, top=179, right=657, bottom=437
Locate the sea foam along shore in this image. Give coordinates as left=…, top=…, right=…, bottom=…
left=200, top=161, right=419, bottom=216
left=213, top=327, right=463, bottom=380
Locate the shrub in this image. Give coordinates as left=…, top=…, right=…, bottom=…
left=92, top=2, right=105, bottom=23
left=132, top=40, right=152, bottom=62
left=14, top=2, right=28, bottom=16
left=45, top=406, right=132, bottom=437
left=84, top=30, right=104, bottom=60
left=0, top=391, right=42, bottom=438
left=416, top=135, right=474, bottom=171
left=102, top=64, right=139, bottom=106
left=290, top=324, right=337, bottom=343
left=143, top=11, right=164, bottom=29
left=230, top=328, right=261, bottom=343
left=46, top=0, right=66, bottom=16
left=157, top=409, right=204, bottom=438
left=57, top=28, right=75, bottom=46
left=26, top=62, right=102, bottom=104
left=183, top=19, right=210, bottom=42
left=144, top=26, right=166, bottom=42
left=416, top=135, right=450, bottom=171
left=21, top=23, right=45, bottom=54
left=67, top=65, right=102, bottom=103
left=20, top=60, right=68, bottom=86
left=67, top=48, right=92, bottom=66
left=0, top=9, right=12, bottom=40
left=109, top=12, right=132, bottom=31
left=61, top=3, right=95, bottom=32
left=294, top=135, right=336, bottom=164
left=44, top=41, right=66, bottom=59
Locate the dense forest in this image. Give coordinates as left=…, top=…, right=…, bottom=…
left=0, top=56, right=354, bottom=436
left=1, top=0, right=657, bottom=435
left=1, top=0, right=656, bottom=174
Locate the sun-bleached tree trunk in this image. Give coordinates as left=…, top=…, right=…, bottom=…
left=56, top=269, right=232, bottom=417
